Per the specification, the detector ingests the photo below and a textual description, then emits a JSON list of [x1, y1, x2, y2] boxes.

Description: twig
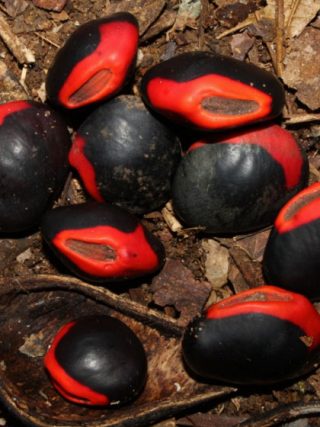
[[237, 400, 320, 427], [19, 66, 30, 96], [284, 113, 320, 125], [285, 0, 301, 38], [216, 19, 255, 40], [58, 172, 74, 206], [35, 32, 60, 49], [309, 163, 320, 180], [275, 0, 285, 77], [0, 14, 35, 65], [198, 0, 208, 50]]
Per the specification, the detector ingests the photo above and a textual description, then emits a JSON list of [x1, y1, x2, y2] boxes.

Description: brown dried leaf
[[282, 28, 320, 110], [217, 0, 320, 42], [202, 239, 229, 289], [230, 31, 254, 60], [229, 246, 265, 289], [150, 258, 211, 325], [0, 60, 27, 102], [107, 0, 166, 36], [3, 0, 28, 17], [253, 0, 320, 38], [228, 259, 250, 294], [215, 2, 253, 29], [233, 228, 271, 262], [173, 0, 202, 32], [19, 331, 46, 358], [142, 8, 177, 41], [0, 15, 35, 64], [263, 0, 320, 38], [32, 0, 67, 12]]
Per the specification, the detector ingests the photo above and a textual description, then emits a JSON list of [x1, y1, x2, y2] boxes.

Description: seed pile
[[0, 10, 319, 412]]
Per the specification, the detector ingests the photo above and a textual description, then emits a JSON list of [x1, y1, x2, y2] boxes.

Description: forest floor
[[0, 0, 320, 426]]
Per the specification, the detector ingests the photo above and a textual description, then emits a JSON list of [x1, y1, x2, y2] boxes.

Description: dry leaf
[[172, 0, 202, 32], [0, 61, 28, 102], [233, 228, 271, 262], [32, 0, 67, 12], [19, 331, 46, 358], [229, 246, 265, 289], [106, 0, 166, 36], [282, 27, 320, 110], [255, 0, 320, 38], [202, 239, 229, 289], [150, 258, 211, 325], [4, 0, 28, 17], [230, 31, 254, 60], [228, 260, 250, 294], [217, 0, 320, 41]]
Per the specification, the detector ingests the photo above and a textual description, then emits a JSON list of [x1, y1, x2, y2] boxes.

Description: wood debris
[[0, 60, 28, 101], [0, 14, 35, 64], [151, 258, 211, 325], [32, 0, 67, 12]]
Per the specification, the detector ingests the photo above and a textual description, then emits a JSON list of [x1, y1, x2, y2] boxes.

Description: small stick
[[19, 66, 30, 96], [35, 32, 60, 49], [285, 0, 301, 37], [285, 113, 320, 125], [198, 0, 209, 50], [237, 400, 320, 427], [0, 14, 35, 64], [275, 0, 285, 77], [216, 19, 255, 40]]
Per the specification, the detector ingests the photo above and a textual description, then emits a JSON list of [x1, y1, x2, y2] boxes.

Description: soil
[[0, 1, 320, 426]]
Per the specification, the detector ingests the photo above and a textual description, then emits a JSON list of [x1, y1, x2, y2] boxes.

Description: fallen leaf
[[228, 259, 250, 294], [19, 331, 46, 358], [107, 0, 166, 36], [229, 246, 265, 289], [255, 0, 320, 39], [4, 0, 28, 17], [217, 0, 320, 41], [215, 2, 255, 29], [233, 228, 271, 262], [171, 0, 202, 32], [0, 60, 28, 102], [282, 27, 320, 110], [142, 9, 177, 41], [230, 31, 254, 60], [150, 258, 211, 325], [202, 239, 229, 289], [32, 0, 67, 12]]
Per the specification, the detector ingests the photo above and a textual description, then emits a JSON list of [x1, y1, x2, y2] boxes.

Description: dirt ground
[[0, 0, 320, 426]]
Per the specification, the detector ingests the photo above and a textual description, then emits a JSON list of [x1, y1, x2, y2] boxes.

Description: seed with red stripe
[[44, 315, 147, 406], [0, 100, 70, 232], [172, 124, 308, 234], [41, 202, 165, 282], [182, 286, 320, 385], [140, 51, 285, 131], [46, 12, 139, 109], [69, 95, 181, 215], [263, 183, 320, 299]]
